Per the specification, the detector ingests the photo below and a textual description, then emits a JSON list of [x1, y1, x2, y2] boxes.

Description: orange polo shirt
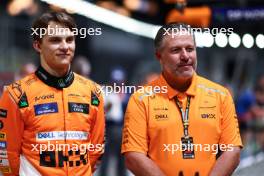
[[121, 73, 242, 176]]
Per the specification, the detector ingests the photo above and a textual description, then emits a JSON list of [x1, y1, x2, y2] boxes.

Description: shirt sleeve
[[89, 91, 105, 172], [121, 93, 148, 155], [0, 89, 24, 176], [219, 90, 243, 148]]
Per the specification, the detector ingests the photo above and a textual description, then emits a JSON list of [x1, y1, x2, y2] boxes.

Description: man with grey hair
[[121, 23, 242, 176]]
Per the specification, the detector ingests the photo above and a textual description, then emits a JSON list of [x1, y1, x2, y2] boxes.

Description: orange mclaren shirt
[[0, 69, 104, 176], [122, 73, 242, 176]]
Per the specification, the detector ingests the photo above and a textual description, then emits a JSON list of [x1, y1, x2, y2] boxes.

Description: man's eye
[[186, 48, 194, 52], [66, 37, 74, 43], [171, 48, 180, 53]]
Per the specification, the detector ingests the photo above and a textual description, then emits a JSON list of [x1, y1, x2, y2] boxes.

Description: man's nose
[[180, 49, 189, 60], [59, 40, 69, 51]]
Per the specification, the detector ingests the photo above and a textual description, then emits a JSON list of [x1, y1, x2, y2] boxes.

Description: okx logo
[[40, 149, 88, 167], [201, 113, 215, 119]]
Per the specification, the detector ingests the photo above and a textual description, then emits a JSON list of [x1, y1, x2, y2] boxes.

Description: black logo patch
[[40, 149, 88, 167], [68, 103, 89, 114], [0, 109, 7, 118]]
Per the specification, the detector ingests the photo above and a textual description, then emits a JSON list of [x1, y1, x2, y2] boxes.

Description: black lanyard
[[174, 96, 191, 138]]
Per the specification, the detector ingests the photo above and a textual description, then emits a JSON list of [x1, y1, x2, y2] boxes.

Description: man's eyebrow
[[48, 36, 60, 38], [66, 35, 75, 38], [66, 35, 75, 40], [47, 36, 61, 40]]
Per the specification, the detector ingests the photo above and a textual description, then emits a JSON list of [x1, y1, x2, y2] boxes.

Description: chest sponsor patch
[[34, 102, 58, 116], [0, 109, 7, 118], [35, 94, 54, 102], [154, 114, 169, 121], [68, 102, 89, 114], [36, 131, 89, 141], [153, 107, 168, 111], [201, 113, 216, 119], [0, 141, 7, 149]]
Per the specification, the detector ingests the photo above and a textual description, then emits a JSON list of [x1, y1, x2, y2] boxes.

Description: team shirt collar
[[35, 65, 74, 89], [158, 72, 197, 99]]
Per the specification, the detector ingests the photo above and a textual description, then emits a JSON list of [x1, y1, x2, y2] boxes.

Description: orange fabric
[[122, 73, 242, 176], [166, 6, 211, 28], [0, 73, 105, 176]]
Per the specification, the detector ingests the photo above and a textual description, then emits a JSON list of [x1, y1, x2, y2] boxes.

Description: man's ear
[[155, 50, 161, 61], [33, 41, 41, 53]]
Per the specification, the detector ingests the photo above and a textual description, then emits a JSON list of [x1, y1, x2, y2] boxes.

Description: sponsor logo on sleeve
[[0, 166, 11, 173], [68, 102, 89, 114], [0, 150, 8, 158], [91, 92, 100, 106], [0, 141, 7, 149], [18, 93, 29, 108], [0, 109, 7, 118], [36, 131, 89, 141], [34, 102, 58, 116], [0, 132, 6, 140], [0, 120, 3, 130], [0, 158, 10, 167]]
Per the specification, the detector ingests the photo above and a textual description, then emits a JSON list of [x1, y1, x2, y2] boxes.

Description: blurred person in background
[[249, 119, 264, 155], [0, 11, 104, 176], [236, 75, 264, 118], [72, 55, 92, 78], [121, 23, 242, 176], [141, 71, 159, 85], [237, 74, 264, 158], [243, 74, 264, 121], [0, 73, 14, 96], [99, 67, 128, 176], [14, 62, 37, 81]]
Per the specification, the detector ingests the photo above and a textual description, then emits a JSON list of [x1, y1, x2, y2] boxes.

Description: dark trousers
[[99, 124, 126, 176]]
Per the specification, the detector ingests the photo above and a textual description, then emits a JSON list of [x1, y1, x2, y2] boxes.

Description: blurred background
[[0, 0, 264, 175]]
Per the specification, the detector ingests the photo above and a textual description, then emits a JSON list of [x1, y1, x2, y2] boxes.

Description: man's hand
[[209, 146, 241, 176], [124, 152, 165, 176]]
